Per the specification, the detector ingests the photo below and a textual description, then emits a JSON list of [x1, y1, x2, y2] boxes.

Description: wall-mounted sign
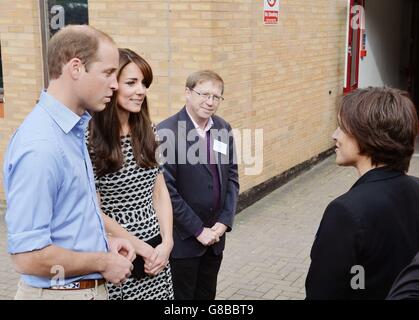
[[39, 0, 89, 87], [263, 0, 280, 25]]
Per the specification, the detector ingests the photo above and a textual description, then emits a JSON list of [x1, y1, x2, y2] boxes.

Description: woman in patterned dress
[[87, 48, 174, 299]]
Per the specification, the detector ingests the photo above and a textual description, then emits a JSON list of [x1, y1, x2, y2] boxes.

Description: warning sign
[[264, 0, 280, 25]]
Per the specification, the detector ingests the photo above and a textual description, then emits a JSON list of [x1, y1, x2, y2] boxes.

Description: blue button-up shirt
[[3, 91, 108, 288]]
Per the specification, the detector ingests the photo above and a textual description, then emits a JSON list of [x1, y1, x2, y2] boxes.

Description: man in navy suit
[[157, 70, 239, 300]]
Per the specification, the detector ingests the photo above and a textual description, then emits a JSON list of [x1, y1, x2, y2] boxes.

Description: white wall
[[358, 0, 405, 88]]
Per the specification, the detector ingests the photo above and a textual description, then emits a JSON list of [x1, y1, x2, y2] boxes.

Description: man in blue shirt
[[3, 25, 135, 300]]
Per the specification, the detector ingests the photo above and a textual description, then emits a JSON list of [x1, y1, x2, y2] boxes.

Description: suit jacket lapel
[[209, 127, 223, 186]]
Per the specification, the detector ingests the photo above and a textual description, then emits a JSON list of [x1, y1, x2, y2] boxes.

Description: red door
[[344, 0, 365, 93]]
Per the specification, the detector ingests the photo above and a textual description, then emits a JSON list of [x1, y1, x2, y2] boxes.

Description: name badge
[[213, 140, 227, 155]]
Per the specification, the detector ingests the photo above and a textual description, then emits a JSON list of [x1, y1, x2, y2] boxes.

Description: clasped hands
[[139, 241, 172, 277], [197, 222, 227, 246]]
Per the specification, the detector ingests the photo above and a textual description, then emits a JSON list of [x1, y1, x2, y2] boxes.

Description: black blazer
[[157, 107, 239, 259], [387, 251, 419, 300], [305, 167, 419, 300]]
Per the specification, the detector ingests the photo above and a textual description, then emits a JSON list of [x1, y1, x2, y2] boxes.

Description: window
[[40, 0, 89, 87]]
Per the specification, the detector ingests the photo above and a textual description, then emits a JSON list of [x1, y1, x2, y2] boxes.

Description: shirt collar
[[185, 107, 214, 137], [38, 91, 91, 134]]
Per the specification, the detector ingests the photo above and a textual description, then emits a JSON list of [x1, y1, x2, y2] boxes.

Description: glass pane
[[47, 0, 89, 37]]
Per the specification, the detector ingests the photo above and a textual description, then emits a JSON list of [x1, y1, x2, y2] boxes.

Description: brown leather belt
[[48, 279, 106, 290]]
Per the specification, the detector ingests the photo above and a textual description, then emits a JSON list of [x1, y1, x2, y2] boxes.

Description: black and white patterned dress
[[90, 134, 174, 300]]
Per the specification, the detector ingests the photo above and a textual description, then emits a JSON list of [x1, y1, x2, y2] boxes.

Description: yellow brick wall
[[0, 0, 348, 201], [0, 0, 44, 201]]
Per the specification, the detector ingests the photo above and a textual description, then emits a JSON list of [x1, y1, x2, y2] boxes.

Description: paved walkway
[[216, 155, 419, 300], [1, 154, 419, 300], [216, 156, 357, 300]]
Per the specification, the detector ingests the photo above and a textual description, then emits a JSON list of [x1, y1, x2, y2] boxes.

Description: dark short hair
[[338, 87, 418, 172]]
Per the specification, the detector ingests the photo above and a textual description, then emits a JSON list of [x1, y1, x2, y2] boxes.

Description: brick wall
[[0, 0, 44, 201], [0, 0, 348, 201]]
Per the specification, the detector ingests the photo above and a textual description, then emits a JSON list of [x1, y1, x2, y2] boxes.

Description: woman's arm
[[305, 200, 360, 299], [147, 173, 174, 275], [97, 193, 156, 264], [153, 173, 174, 247]]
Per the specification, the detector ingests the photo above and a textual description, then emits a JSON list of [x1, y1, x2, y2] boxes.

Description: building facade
[[0, 0, 350, 202]]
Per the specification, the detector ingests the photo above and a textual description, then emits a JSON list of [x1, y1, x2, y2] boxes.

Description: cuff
[[194, 226, 204, 238], [8, 229, 52, 254]]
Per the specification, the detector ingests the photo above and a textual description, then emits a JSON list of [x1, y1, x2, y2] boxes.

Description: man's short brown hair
[[185, 70, 224, 94], [338, 87, 418, 172], [47, 25, 115, 80]]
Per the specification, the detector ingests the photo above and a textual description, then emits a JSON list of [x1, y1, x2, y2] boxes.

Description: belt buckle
[[50, 281, 81, 290]]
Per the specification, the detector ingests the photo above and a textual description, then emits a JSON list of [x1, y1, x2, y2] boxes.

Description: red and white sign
[[264, 0, 280, 25]]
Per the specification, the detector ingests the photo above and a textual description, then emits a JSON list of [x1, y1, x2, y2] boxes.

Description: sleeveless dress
[[89, 134, 174, 300]]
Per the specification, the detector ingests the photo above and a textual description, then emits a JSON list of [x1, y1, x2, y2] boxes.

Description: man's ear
[[66, 58, 83, 80], [185, 87, 191, 100]]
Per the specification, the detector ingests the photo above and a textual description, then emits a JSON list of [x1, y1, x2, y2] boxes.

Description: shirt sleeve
[[4, 139, 61, 254]]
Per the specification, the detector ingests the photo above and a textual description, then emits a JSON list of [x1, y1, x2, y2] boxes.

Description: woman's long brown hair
[[89, 48, 158, 177]]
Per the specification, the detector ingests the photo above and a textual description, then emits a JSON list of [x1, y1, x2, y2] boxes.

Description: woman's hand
[[133, 240, 155, 268], [144, 241, 173, 276]]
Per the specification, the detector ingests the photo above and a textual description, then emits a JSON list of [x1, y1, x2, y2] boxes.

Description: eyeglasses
[[190, 88, 224, 103]]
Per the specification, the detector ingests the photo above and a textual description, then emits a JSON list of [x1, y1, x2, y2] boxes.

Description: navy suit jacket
[[306, 167, 419, 300], [157, 107, 239, 258]]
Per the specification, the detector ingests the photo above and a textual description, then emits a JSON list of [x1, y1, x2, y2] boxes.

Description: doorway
[[344, 0, 365, 93], [408, 0, 419, 109], [356, 0, 419, 109]]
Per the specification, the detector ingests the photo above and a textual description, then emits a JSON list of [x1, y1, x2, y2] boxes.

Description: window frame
[[344, 0, 365, 93], [0, 43, 4, 118]]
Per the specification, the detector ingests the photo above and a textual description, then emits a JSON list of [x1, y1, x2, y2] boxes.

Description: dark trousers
[[170, 249, 223, 300]]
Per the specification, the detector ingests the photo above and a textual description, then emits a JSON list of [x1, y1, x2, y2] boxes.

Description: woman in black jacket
[[305, 87, 419, 300]]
